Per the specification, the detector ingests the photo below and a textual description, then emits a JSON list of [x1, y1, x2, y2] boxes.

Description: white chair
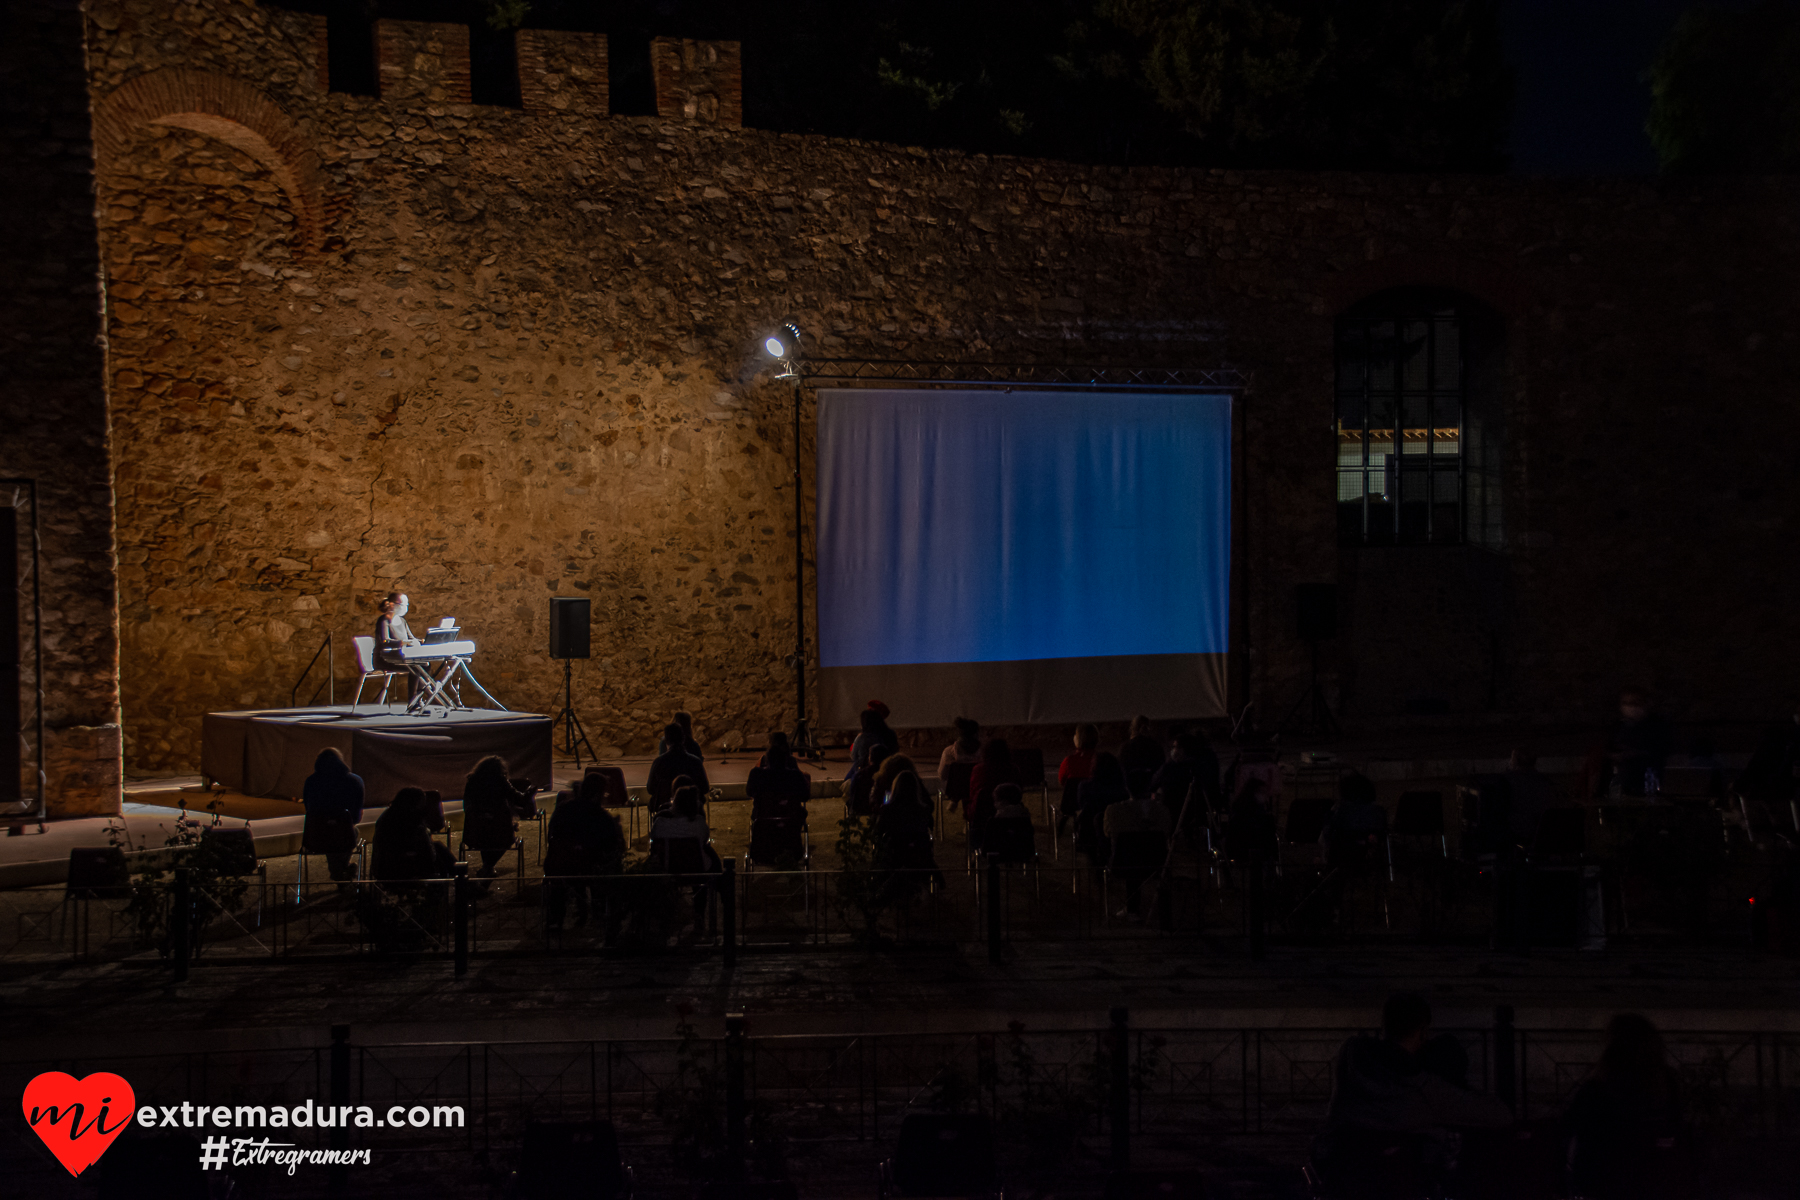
[[351, 636, 403, 708]]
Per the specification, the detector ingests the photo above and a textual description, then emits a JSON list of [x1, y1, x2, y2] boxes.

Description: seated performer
[[375, 591, 434, 704]]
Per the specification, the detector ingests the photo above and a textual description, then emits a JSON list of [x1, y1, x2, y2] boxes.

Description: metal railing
[[0, 850, 1774, 976], [290, 630, 333, 707]]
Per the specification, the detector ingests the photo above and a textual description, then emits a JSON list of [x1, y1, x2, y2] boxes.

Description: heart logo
[[22, 1071, 136, 1177]]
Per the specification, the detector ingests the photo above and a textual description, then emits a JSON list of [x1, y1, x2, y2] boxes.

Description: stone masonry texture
[[46, 0, 1800, 780], [0, 0, 124, 814]]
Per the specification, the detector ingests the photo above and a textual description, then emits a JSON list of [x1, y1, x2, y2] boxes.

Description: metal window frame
[[1336, 307, 1466, 547]]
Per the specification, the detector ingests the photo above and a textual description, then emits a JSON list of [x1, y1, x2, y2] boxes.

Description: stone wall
[[375, 19, 470, 108], [516, 29, 607, 117], [72, 0, 1800, 777], [650, 38, 742, 129], [0, 0, 122, 815]]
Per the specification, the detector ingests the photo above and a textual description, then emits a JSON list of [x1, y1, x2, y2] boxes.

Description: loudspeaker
[[1295, 583, 1337, 642], [548, 596, 590, 660]]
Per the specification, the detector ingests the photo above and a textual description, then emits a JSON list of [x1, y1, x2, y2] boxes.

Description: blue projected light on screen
[[817, 390, 1232, 669]]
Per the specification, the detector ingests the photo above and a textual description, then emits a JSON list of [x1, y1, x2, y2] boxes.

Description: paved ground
[[5, 932, 1797, 1060]]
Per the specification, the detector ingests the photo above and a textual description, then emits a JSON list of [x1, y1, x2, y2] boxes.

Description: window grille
[[1335, 296, 1465, 545]]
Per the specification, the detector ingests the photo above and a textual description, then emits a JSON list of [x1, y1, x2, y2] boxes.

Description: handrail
[[290, 631, 334, 707]]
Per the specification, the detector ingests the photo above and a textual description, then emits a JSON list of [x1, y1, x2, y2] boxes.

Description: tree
[[1647, 1, 1800, 173], [282, 0, 1513, 170], [1103, 0, 1512, 170]]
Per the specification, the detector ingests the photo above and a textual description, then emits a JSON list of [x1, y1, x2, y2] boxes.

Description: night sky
[[1504, 0, 1701, 174]]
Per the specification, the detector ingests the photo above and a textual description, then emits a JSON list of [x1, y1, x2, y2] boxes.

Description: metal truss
[[799, 359, 1250, 391]]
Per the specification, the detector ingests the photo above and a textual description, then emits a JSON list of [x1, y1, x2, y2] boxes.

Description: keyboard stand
[[407, 655, 509, 714], [440, 656, 509, 711]]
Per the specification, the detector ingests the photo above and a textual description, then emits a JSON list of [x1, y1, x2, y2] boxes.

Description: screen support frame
[[791, 361, 1254, 734]]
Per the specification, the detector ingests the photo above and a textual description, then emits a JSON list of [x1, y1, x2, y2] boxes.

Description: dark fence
[[0, 843, 1774, 976]]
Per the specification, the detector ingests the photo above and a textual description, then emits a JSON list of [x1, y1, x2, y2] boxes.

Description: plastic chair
[[1391, 791, 1447, 853], [61, 846, 130, 953], [940, 761, 974, 835], [200, 826, 266, 926], [297, 811, 366, 903], [985, 816, 1037, 865], [1282, 795, 1336, 859], [1659, 766, 1719, 799], [650, 835, 720, 935], [350, 635, 404, 708], [747, 816, 809, 869], [582, 765, 640, 839], [1011, 747, 1049, 824], [878, 1113, 1001, 1198], [1107, 829, 1169, 921], [65, 846, 129, 899]]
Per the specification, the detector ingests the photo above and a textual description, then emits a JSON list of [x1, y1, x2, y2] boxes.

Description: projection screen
[[817, 388, 1231, 729]]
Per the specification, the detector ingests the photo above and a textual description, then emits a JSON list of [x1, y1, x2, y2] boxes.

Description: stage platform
[[201, 705, 553, 802]]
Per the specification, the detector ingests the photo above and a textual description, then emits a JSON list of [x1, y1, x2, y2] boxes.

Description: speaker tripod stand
[[1278, 637, 1339, 738], [554, 657, 597, 767]]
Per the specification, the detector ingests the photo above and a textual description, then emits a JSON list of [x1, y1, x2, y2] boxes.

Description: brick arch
[[1321, 254, 1524, 321], [92, 69, 329, 253]]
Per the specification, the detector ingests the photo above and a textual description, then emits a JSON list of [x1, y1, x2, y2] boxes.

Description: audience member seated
[[1057, 723, 1099, 833], [1119, 715, 1166, 797], [1589, 685, 1671, 798], [1225, 775, 1279, 864], [371, 787, 455, 883], [1504, 749, 1556, 846], [1323, 772, 1388, 869], [544, 773, 626, 930], [871, 752, 919, 808], [651, 783, 711, 847], [985, 782, 1036, 863], [650, 784, 719, 934], [846, 743, 892, 817], [1151, 729, 1222, 829], [851, 700, 900, 778], [1103, 786, 1172, 919], [648, 722, 710, 812], [1559, 1013, 1688, 1200], [461, 755, 538, 878], [937, 716, 983, 784], [874, 772, 939, 876], [1075, 752, 1130, 866], [746, 730, 811, 820], [302, 747, 364, 883], [656, 709, 705, 760], [1311, 993, 1511, 1195], [1739, 701, 1800, 804], [968, 738, 1018, 844]]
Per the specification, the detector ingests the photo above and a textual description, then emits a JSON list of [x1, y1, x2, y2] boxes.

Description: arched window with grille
[[1335, 290, 1487, 546]]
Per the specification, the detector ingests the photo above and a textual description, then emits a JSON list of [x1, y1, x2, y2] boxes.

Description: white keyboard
[[400, 640, 475, 660]]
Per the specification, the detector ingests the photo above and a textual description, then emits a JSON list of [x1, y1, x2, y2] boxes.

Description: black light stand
[[555, 657, 596, 767], [1278, 637, 1339, 738], [769, 325, 822, 764]]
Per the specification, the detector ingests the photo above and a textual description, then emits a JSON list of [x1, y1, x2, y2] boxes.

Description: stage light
[[763, 321, 802, 361]]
